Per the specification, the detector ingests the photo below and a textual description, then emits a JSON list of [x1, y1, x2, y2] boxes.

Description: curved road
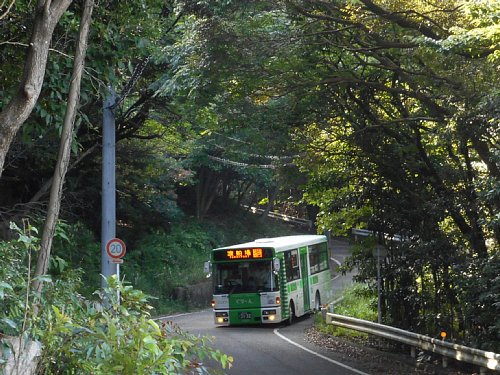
[[160, 238, 368, 375]]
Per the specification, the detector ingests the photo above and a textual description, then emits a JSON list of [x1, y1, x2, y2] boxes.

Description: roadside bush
[[0, 221, 42, 338], [124, 216, 302, 314], [1, 223, 232, 374], [37, 276, 232, 374], [124, 221, 215, 313], [50, 221, 101, 297], [457, 254, 500, 352], [316, 284, 377, 338]]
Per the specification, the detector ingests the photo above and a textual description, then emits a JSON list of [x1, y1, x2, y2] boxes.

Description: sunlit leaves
[[407, 0, 500, 60]]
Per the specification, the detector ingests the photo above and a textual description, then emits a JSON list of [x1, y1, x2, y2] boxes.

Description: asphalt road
[[164, 309, 370, 375], [161, 238, 368, 375]]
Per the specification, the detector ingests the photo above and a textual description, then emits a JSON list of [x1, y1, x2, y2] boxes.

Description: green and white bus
[[208, 235, 333, 326]]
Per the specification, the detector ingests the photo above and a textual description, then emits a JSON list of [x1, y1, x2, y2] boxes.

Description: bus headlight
[[262, 309, 276, 315], [262, 309, 276, 321], [215, 311, 228, 323]]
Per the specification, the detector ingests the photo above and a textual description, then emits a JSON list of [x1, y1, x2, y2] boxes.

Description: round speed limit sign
[[106, 238, 126, 259]]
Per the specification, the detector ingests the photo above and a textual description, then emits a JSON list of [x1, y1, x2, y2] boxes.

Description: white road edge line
[[154, 310, 207, 321], [331, 257, 342, 281], [331, 257, 342, 267], [273, 328, 371, 375]]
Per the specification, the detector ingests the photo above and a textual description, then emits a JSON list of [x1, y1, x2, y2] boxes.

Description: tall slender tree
[[0, 0, 73, 178], [31, 0, 94, 294]]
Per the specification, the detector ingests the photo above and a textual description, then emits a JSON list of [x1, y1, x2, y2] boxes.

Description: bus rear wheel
[[314, 292, 321, 312], [286, 301, 295, 325]]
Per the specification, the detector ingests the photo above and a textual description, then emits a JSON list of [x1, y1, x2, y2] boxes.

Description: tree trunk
[[0, 0, 73, 179], [236, 180, 252, 208], [259, 185, 279, 222], [196, 167, 218, 219], [221, 172, 232, 207], [413, 128, 488, 257], [32, 0, 94, 295]]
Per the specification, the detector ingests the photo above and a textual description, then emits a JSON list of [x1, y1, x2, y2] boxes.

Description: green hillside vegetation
[[0, 213, 301, 373], [54, 214, 303, 313], [1, 225, 233, 373]]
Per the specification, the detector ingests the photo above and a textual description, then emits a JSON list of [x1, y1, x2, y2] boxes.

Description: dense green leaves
[[0, 224, 232, 374], [36, 276, 233, 374], [279, 0, 499, 349], [0, 0, 498, 356]]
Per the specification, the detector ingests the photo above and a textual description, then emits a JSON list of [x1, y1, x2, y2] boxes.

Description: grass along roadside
[[316, 284, 377, 338]]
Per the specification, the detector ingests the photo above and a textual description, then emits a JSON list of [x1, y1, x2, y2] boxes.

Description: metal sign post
[[101, 87, 117, 288], [373, 245, 388, 324], [106, 238, 126, 304]]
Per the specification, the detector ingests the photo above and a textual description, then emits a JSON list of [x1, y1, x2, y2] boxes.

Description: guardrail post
[[442, 356, 448, 368], [410, 346, 416, 358], [326, 302, 335, 324]]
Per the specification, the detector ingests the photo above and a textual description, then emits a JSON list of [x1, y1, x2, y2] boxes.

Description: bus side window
[[319, 242, 329, 271], [309, 245, 319, 274], [309, 243, 329, 274], [284, 249, 300, 281]]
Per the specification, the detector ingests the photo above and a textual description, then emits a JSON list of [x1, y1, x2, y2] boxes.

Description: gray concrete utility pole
[[101, 88, 117, 287]]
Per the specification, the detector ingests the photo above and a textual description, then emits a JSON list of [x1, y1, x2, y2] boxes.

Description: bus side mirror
[[273, 258, 280, 272], [204, 261, 211, 278]]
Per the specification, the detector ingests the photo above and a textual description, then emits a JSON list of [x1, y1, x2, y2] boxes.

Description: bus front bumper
[[214, 308, 282, 325]]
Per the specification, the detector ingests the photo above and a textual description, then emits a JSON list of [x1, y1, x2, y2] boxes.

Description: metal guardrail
[[324, 312, 500, 373], [245, 206, 312, 228], [351, 228, 404, 242]]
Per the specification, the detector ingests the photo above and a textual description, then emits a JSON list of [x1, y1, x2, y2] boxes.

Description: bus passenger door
[[299, 248, 310, 313]]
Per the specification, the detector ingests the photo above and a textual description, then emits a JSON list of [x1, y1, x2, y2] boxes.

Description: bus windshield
[[214, 261, 279, 294]]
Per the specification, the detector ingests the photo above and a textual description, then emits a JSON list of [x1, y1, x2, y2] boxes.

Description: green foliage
[[50, 221, 101, 296], [457, 254, 500, 352], [115, 137, 191, 239], [124, 215, 301, 314], [158, 1, 304, 219], [316, 284, 377, 338], [2, 0, 498, 361], [37, 276, 232, 374], [0, 224, 232, 374], [0, 221, 88, 338], [124, 221, 214, 313], [1, 0, 183, 233], [202, 212, 302, 246], [414, 0, 500, 61], [0, 222, 38, 337], [277, 0, 500, 350], [342, 238, 500, 352], [335, 284, 378, 321]]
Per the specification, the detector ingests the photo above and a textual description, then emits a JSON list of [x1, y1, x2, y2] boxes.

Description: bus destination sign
[[214, 247, 273, 261]]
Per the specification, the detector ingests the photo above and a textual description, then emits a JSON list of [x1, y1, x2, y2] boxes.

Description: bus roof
[[214, 235, 327, 252]]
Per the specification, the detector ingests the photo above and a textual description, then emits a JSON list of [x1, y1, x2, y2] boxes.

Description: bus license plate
[[239, 312, 252, 320]]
